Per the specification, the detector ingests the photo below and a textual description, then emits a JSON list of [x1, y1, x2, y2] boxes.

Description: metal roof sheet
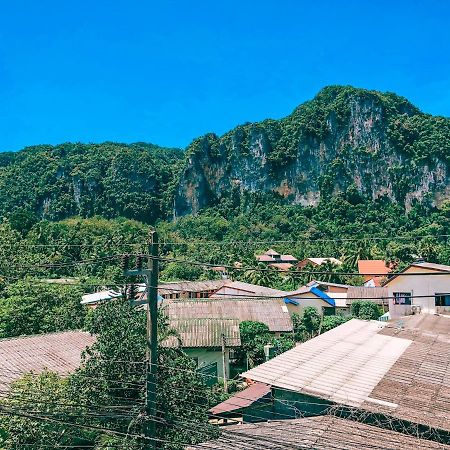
[[346, 286, 389, 304], [164, 298, 293, 332], [209, 382, 271, 415], [162, 318, 241, 348], [211, 281, 288, 298], [242, 314, 450, 433], [0, 331, 95, 391], [307, 257, 342, 266], [187, 416, 450, 449], [241, 319, 411, 406]]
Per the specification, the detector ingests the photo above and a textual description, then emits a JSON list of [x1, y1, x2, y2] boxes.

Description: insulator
[[121, 254, 130, 271], [128, 283, 137, 300]]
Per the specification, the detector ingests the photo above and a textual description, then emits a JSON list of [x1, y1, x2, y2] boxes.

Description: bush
[[351, 301, 383, 320]]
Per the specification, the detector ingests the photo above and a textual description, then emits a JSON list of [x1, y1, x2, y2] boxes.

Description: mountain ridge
[[174, 85, 450, 217], [1, 85, 450, 225]]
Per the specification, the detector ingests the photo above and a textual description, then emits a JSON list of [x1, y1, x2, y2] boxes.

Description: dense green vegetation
[[0, 299, 219, 449], [0, 142, 183, 225]]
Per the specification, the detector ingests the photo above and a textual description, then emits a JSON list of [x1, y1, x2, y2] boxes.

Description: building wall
[[386, 267, 450, 315], [325, 286, 348, 294], [183, 348, 230, 380], [285, 293, 331, 316]]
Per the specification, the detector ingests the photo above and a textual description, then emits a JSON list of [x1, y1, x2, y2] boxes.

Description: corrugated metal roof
[[209, 382, 271, 415], [285, 285, 335, 306], [81, 289, 124, 304], [187, 416, 450, 449], [211, 281, 287, 298], [412, 261, 450, 272], [268, 262, 293, 271], [242, 314, 450, 433], [158, 280, 226, 295], [0, 331, 95, 391], [257, 254, 276, 262], [162, 318, 241, 348], [241, 319, 411, 407], [307, 280, 352, 289], [346, 286, 389, 305], [307, 257, 342, 266], [165, 298, 293, 332]]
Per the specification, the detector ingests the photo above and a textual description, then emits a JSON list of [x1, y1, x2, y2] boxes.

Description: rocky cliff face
[[174, 86, 450, 217]]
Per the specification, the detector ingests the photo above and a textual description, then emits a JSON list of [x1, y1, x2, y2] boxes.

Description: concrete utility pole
[[122, 231, 159, 449], [221, 333, 228, 393]]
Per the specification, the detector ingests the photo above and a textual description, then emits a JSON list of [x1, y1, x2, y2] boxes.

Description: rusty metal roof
[[242, 314, 450, 434], [0, 331, 95, 390], [209, 382, 271, 415], [363, 314, 450, 431], [164, 298, 293, 332], [158, 280, 227, 295], [187, 416, 450, 449], [162, 318, 241, 348]]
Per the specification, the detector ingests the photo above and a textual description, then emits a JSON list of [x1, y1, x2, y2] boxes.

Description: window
[[435, 294, 450, 307], [393, 292, 412, 305]]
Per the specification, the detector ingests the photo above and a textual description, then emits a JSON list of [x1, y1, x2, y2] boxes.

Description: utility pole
[[122, 231, 159, 449], [146, 231, 159, 448], [221, 333, 228, 393]]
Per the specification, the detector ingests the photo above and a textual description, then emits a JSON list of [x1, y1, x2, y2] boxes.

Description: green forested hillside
[[174, 86, 450, 216], [0, 142, 183, 226]]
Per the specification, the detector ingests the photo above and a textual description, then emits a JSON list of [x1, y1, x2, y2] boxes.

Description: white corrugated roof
[[308, 257, 342, 266], [241, 319, 411, 407]]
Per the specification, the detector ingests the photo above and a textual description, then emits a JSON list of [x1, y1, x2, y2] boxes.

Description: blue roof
[[310, 287, 335, 307], [283, 298, 299, 306]]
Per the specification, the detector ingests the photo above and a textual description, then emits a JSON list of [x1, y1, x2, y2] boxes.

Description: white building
[[383, 261, 450, 316]]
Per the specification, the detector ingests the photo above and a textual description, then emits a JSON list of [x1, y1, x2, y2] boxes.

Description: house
[[383, 260, 450, 317], [210, 280, 286, 299], [256, 249, 298, 267], [161, 318, 241, 383], [158, 280, 227, 299], [164, 298, 293, 337], [81, 280, 227, 307], [235, 314, 450, 445], [188, 415, 450, 449], [284, 284, 336, 316], [297, 257, 342, 270], [358, 259, 392, 287], [0, 331, 95, 391]]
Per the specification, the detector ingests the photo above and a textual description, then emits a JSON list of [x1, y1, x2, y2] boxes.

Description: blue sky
[[0, 0, 450, 152]]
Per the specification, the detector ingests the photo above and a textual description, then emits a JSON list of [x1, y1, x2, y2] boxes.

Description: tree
[[0, 299, 218, 449], [161, 262, 203, 281], [234, 321, 294, 369], [351, 301, 383, 320], [0, 282, 86, 338]]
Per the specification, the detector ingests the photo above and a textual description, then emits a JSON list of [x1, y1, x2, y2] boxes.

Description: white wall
[[386, 266, 450, 315]]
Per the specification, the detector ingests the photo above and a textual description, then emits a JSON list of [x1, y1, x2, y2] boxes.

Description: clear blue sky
[[1, 0, 450, 152]]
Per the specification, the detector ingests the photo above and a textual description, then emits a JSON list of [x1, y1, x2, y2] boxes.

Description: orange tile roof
[[358, 260, 391, 286]]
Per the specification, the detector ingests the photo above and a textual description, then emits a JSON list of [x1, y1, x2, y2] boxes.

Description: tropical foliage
[[0, 299, 219, 449]]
